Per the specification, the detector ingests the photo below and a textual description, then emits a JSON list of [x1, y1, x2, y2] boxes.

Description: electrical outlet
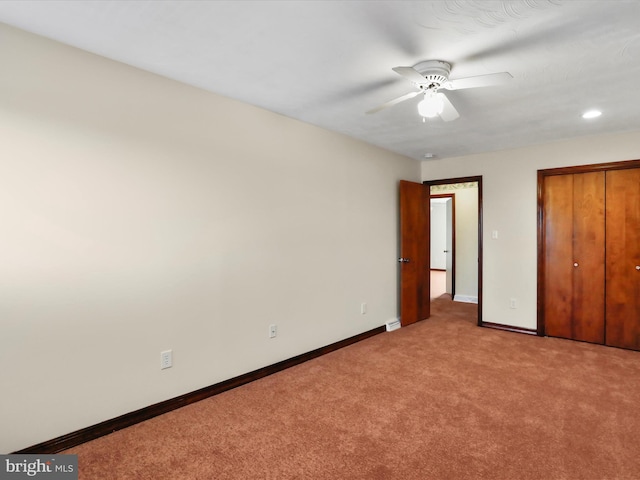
[[510, 298, 517, 309], [160, 350, 172, 370], [269, 324, 277, 339]]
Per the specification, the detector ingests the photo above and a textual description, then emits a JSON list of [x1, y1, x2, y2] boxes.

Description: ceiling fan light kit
[[417, 90, 444, 118]]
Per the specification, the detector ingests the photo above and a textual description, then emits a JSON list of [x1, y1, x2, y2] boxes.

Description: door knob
[[573, 262, 579, 267], [398, 257, 410, 263], [636, 266, 640, 270], [444, 250, 449, 253]]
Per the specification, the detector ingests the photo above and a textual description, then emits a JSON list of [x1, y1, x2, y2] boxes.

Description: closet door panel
[[606, 168, 640, 350], [543, 174, 574, 339], [572, 172, 605, 343]]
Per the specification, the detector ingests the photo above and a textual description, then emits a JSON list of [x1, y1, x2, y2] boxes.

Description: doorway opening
[[425, 176, 482, 325], [430, 194, 455, 301]]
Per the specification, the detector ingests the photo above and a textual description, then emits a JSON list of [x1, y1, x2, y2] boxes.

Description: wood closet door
[[605, 168, 640, 350], [544, 172, 605, 343]]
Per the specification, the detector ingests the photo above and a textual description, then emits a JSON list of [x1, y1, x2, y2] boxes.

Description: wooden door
[[605, 168, 640, 349], [543, 172, 605, 342], [572, 172, 606, 342], [399, 180, 430, 326], [543, 174, 574, 339]]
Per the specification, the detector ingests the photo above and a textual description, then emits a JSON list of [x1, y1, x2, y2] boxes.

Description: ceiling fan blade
[[392, 66, 427, 85], [438, 93, 460, 122], [443, 72, 512, 90], [366, 90, 421, 114]]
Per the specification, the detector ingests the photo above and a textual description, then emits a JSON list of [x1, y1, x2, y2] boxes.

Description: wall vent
[[385, 319, 401, 332]]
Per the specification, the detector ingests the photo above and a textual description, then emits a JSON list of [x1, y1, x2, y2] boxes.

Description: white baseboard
[[453, 295, 478, 304]]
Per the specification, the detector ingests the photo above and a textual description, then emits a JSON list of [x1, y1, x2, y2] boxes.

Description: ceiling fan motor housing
[[413, 60, 451, 88]]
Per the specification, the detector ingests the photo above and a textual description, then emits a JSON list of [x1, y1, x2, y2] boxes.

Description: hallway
[[430, 269, 447, 299]]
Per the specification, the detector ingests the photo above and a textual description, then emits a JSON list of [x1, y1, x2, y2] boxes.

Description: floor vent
[[385, 319, 401, 332]]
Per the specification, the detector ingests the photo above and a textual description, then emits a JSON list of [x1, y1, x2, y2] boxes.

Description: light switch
[[491, 230, 499, 240]]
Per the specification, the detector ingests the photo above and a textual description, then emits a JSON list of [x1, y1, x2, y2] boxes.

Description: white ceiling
[[1, 0, 640, 161]]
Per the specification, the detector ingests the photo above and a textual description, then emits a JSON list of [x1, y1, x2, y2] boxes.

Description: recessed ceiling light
[[424, 153, 435, 159], [582, 110, 602, 119]]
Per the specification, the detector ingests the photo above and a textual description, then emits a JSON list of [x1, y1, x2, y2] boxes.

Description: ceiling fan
[[366, 60, 512, 121]]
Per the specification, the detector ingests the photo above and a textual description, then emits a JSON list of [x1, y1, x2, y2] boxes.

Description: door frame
[[430, 194, 456, 300], [424, 176, 483, 326]]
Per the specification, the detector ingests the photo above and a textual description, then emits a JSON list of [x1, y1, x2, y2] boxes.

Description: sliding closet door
[[543, 172, 605, 343], [605, 168, 640, 350]]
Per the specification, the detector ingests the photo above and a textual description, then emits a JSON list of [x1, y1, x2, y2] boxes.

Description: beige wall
[[422, 130, 640, 330], [0, 25, 420, 453]]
